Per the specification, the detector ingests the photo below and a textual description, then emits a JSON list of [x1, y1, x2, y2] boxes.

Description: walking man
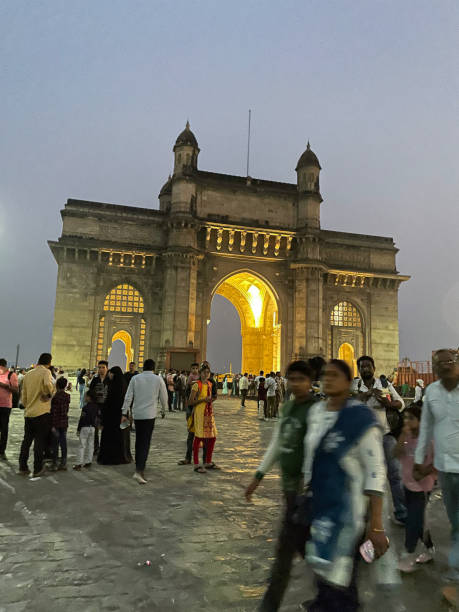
[[265, 372, 277, 420], [352, 355, 407, 524], [414, 349, 459, 606], [0, 358, 18, 460], [18, 353, 55, 477], [246, 361, 316, 610], [122, 359, 168, 484], [240, 373, 249, 407]]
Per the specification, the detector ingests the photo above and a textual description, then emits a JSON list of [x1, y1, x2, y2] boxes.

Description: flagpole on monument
[[246, 109, 251, 177]]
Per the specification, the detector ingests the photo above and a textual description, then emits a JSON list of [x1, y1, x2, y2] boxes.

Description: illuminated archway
[[338, 342, 356, 377], [209, 271, 281, 374], [329, 301, 364, 373], [95, 284, 146, 365], [110, 330, 133, 371]]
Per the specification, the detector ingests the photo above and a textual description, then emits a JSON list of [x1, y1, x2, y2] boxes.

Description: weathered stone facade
[[49, 123, 408, 375]]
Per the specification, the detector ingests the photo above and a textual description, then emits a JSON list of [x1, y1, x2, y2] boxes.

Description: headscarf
[[108, 366, 127, 402]]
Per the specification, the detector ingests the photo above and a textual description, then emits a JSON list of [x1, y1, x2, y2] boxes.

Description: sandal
[[204, 463, 221, 470], [194, 466, 207, 473], [178, 459, 191, 465]]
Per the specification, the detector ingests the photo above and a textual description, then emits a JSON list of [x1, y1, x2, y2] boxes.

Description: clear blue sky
[[0, 0, 457, 368]]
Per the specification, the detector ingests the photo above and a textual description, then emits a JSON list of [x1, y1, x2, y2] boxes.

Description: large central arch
[[208, 270, 281, 374]]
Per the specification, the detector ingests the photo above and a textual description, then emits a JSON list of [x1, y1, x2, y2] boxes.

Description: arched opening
[[108, 331, 133, 371], [338, 342, 357, 377], [329, 301, 364, 375], [207, 295, 242, 373], [207, 271, 281, 375], [95, 284, 145, 366]]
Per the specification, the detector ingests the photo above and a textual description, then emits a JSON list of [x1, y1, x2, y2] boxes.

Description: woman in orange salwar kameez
[[188, 363, 218, 474]]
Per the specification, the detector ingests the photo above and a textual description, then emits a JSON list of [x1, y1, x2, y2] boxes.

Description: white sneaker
[[398, 552, 418, 573], [416, 547, 435, 564], [133, 472, 147, 485]]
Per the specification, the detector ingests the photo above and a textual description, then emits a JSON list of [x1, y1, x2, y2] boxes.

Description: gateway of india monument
[[49, 123, 408, 375]]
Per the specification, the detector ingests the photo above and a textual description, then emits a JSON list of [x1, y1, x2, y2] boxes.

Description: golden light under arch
[[210, 271, 281, 374], [338, 341, 357, 377], [110, 329, 133, 371]]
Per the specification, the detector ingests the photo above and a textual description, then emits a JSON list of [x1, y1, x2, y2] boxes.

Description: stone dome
[[174, 121, 199, 149], [295, 142, 321, 171]]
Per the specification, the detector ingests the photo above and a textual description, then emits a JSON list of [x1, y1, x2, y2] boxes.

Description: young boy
[[245, 360, 316, 612], [74, 389, 99, 470], [50, 377, 70, 471]]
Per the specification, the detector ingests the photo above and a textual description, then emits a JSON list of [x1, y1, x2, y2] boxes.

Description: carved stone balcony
[[202, 224, 294, 260]]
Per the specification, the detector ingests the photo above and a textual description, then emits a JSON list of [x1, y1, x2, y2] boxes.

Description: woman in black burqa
[[98, 366, 130, 465]]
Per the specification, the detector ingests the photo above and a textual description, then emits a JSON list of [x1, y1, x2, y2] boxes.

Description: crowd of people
[[245, 349, 459, 610], [0, 348, 458, 609]]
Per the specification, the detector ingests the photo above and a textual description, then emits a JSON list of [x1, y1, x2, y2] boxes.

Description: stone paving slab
[[0, 392, 454, 611]]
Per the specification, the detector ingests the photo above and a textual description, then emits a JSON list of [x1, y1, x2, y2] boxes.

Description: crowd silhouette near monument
[[1, 347, 458, 610]]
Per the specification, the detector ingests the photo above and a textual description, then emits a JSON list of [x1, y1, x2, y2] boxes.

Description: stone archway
[[207, 270, 281, 374]]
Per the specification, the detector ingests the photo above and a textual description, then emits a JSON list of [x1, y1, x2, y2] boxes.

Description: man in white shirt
[[122, 359, 168, 484], [239, 373, 249, 407], [414, 349, 459, 604], [414, 379, 425, 402], [264, 372, 277, 420], [351, 355, 406, 524], [255, 370, 264, 390]]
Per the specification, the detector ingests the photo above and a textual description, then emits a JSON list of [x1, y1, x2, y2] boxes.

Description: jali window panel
[[103, 284, 145, 313], [330, 301, 361, 328]]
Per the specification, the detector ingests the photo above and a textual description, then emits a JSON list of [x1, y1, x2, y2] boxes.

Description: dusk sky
[[1, 1, 457, 370]]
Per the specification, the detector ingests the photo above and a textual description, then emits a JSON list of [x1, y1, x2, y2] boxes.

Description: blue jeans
[[383, 434, 407, 520], [51, 427, 67, 465], [438, 471, 459, 570], [173, 392, 182, 411], [79, 384, 86, 409]]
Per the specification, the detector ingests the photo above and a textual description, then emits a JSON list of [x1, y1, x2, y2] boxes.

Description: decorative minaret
[[170, 121, 199, 217], [173, 120, 199, 175], [295, 142, 323, 229], [159, 122, 201, 368]]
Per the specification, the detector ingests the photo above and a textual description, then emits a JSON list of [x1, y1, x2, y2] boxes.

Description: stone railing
[[203, 224, 295, 259]]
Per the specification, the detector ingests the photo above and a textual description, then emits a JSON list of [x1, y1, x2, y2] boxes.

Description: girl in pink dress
[[394, 401, 436, 572]]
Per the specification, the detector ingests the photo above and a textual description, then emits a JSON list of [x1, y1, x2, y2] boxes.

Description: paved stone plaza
[[0, 392, 454, 611]]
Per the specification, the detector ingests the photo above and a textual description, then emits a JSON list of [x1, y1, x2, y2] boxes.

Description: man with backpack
[[0, 359, 18, 460], [352, 355, 407, 524]]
